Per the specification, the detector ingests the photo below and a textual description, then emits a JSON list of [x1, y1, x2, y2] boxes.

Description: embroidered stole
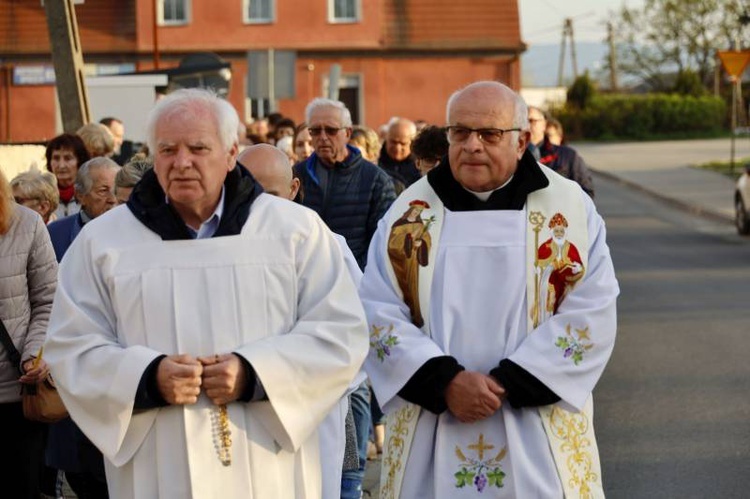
[[379, 167, 604, 498]]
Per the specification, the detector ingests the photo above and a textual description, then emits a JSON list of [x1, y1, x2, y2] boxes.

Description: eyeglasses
[[14, 196, 39, 205], [309, 126, 345, 137], [445, 125, 520, 145]]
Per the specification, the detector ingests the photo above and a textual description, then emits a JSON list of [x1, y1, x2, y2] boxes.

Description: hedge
[[552, 94, 727, 141]]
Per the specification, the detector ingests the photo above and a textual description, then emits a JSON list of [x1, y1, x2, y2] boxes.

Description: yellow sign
[[718, 50, 750, 78]]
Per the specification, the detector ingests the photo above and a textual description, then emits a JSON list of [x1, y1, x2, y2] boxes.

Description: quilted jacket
[[0, 205, 57, 403]]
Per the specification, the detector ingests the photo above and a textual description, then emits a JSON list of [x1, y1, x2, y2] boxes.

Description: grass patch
[[693, 158, 749, 180]]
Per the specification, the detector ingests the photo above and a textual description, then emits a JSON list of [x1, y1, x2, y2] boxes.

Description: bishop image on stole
[[44, 88, 368, 498], [360, 81, 619, 498]]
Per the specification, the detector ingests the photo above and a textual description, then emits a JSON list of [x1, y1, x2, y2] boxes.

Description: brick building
[[0, 0, 525, 143]]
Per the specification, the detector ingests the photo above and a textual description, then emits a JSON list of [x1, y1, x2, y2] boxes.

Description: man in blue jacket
[[294, 98, 396, 270], [48, 157, 119, 261]]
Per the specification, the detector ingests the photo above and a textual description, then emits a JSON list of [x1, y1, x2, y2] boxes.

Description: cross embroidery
[[468, 434, 495, 461]]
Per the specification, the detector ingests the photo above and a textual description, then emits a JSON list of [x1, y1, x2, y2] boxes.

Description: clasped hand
[[445, 370, 505, 423], [156, 353, 247, 406]]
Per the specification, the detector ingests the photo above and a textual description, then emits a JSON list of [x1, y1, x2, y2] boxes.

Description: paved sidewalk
[[572, 138, 748, 223]]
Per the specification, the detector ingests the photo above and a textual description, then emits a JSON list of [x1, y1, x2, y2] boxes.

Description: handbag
[[0, 319, 68, 423]]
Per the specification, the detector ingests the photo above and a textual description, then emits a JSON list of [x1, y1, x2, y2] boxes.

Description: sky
[[519, 0, 645, 45]]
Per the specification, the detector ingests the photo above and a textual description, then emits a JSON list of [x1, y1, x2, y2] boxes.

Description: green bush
[[567, 73, 597, 110], [552, 94, 726, 141]]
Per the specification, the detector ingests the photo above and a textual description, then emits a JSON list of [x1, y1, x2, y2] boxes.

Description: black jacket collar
[[127, 164, 264, 240], [426, 150, 548, 211]]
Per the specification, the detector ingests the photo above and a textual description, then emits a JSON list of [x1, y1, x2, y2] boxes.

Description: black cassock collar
[[426, 149, 549, 211]]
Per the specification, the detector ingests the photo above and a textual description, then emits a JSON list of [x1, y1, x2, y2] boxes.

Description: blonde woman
[[0, 170, 57, 499], [76, 123, 115, 158], [10, 170, 59, 224], [349, 126, 380, 163]]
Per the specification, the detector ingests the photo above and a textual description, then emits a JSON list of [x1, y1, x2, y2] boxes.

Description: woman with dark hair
[[0, 170, 57, 499], [45, 133, 91, 219], [411, 125, 449, 176]]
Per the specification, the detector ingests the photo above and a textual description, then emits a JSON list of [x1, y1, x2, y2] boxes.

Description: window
[[329, 0, 360, 23], [159, 0, 190, 26], [244, 0, 274, 24]]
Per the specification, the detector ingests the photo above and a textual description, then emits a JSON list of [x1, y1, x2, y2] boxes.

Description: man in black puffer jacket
[[294, 98, 396, 270]]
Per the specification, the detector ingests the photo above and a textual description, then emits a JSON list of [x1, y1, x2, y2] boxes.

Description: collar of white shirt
[[178, 187, 226, 240]]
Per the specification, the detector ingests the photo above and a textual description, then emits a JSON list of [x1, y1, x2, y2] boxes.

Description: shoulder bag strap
[[0, 318, 23, 375]]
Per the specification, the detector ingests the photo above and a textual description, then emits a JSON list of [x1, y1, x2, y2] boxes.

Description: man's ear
[[227, 143, 239, 171], [289, 178, 301, 201], [517, 130, 531, 159]]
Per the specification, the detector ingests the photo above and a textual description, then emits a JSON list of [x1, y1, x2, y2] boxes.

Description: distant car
[[736, 164, 750, 235]]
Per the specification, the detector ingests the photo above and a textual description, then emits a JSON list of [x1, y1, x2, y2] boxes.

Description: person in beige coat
[[0, 169, 58, 499]]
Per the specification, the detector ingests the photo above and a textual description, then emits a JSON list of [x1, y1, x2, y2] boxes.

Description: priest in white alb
[[360, 81, 619, 498], [44, 88, 369, 499]]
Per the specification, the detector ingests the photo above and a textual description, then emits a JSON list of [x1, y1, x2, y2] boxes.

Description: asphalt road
[[594, 172, 750, 498]]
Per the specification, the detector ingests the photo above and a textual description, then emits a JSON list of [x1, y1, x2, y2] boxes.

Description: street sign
[[717, 50, 750, 79]]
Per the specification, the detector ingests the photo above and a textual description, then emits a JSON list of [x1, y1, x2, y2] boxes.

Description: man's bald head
[[237, 144, 300, 200], [445, 80, 530, 191], [386, 117, 417, 162]]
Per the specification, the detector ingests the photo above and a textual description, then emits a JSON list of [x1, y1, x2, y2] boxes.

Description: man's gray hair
[[446, 81, 529, 138], [75, 157, 120, 196], [145, 88, 240, 154], [304, 98, 353, 127]]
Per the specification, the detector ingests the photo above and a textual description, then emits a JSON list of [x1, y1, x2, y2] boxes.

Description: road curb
[[591, 168, 735, 225]]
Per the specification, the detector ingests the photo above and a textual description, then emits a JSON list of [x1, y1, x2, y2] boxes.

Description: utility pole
[[44, 0, 90, 132], [557, 18, 579, 87], [607, 22, 619, 91]]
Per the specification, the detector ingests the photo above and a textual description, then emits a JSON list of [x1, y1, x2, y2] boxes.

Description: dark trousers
[[0, 401, 46, 499], [66, 470, 109, 499]]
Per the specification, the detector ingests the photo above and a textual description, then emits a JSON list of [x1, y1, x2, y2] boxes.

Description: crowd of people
[[0, 81, 613, 499]]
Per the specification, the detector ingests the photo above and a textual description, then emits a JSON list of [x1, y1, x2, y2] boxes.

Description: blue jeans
[[341, 382, 370, 499]]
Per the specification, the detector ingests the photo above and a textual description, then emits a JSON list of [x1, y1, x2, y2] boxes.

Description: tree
[[610, 0, 745, 91], [567, 72, 597, 109]]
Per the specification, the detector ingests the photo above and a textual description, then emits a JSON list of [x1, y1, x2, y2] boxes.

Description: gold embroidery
[[381, 404, 419, 499], [548, 406, 598, 498], [467, 433, 495, 460], [529, 211, 547, 328]]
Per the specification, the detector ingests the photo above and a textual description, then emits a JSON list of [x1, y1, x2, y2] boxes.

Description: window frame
[[327, 0, 360, 24], [158, 0, 191, 26], [243, 0, 275, 25]]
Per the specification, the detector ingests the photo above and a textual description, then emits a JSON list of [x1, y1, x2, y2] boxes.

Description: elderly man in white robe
[[360, 81, 619, 498], [45, 88, 369, 499]]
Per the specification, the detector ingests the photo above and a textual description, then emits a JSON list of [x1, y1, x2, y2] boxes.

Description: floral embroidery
[[370, 324, 399, 362], [547, 406, 598, 498], [555, 324, 593, 365], [454, 433, 507, 492], [381, 404, 419, 498]]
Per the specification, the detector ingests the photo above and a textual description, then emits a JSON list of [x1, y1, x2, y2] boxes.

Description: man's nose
[[175, 148, 193, 167], [463, 131, 484, 151]]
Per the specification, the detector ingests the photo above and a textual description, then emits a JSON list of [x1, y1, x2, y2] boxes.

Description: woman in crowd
[[349, 126, 380, 163], [114, 156, 153, 205], [0, 170, 57, 499], [76, 123, 115, 159], [45, 133, 90, 219], [411, 125, 449, 176], [10, 170, 59, 224], [293, 123, 314, 162]]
